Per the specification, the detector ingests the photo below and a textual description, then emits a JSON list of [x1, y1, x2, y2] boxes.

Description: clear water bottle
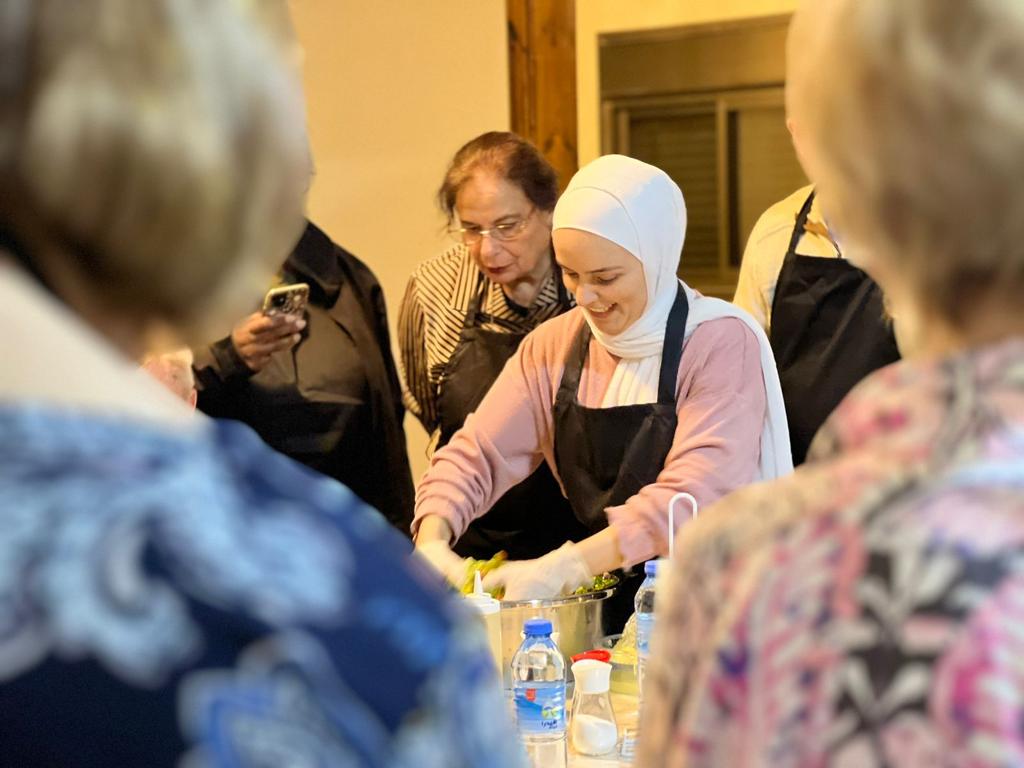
[[512, 618, 567, 768], [635, 559, 659, 701]]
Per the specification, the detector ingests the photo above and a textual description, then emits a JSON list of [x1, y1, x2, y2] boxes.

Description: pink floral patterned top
[[639, 337, 1024, 767]]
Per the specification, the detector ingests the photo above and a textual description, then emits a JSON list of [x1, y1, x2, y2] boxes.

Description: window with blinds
[[606, 89, 806, 298], [728, 102, 809, 270], [599, 15, 805, 298], [630, 110, 719, 278]]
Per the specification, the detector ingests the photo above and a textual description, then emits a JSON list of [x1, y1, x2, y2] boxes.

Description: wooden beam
[[507, 0, 578, 189]]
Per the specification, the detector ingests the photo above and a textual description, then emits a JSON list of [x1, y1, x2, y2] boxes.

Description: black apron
[[552, 284, 689, 633], [770, 190, 901, 466], [437, 273, 588, 561]]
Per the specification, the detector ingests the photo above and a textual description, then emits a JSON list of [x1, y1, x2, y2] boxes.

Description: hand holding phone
[[262, 282, 309, 317], [231, 312, 306, 373]]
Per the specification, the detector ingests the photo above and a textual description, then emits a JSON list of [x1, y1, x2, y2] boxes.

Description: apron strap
[[657, 284, 690, 404], [556, 319, 591, 407], [462, 270, 489, 331], [465, 272, 524, 332], [785, 190, 817, 259], [471, 252, 567, 333], [556, 283, 690, 408]]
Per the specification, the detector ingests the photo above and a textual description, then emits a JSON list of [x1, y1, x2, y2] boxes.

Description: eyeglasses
[[451, 209, 534, 246]]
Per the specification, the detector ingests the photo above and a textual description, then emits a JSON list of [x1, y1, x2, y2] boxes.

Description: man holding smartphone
[[192, 221, 415, 534]]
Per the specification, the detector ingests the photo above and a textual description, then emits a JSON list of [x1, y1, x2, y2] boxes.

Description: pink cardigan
[[412, 307, 767, 566]]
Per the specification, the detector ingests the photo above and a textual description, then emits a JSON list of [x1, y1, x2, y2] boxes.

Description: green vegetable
[[573, 572, 619, 595], [460, 551, 508, 598], [458, 554, 619, 600]]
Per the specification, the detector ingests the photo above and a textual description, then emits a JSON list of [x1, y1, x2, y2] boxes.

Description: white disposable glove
[[481, 542, 592, 601], [416, 540, 469, 589]]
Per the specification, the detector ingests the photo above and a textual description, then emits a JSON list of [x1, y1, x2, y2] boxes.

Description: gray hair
[[0, 0, 309, 340], [787, 0, 1024, 329]]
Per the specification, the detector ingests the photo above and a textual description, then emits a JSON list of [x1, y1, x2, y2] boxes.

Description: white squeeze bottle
[[464, 571, 503, 677], [512, 618, 567, 768], [634, 559, 659, 700]]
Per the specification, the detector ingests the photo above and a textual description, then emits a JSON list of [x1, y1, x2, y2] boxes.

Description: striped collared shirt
[[398, 244, 568, 444]]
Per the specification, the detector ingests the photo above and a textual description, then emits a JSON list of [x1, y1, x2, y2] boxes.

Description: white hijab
[[552, 155, 793, 480]]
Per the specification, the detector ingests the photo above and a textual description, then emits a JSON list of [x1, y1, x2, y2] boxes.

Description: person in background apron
[[416, 155, 793, 631], [769, 190, 900, 464], [399, 132, 584, 561], [734, 123, 900, 467]]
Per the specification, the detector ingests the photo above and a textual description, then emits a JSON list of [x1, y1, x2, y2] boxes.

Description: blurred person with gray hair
[[0, 1, 523, 766], [639, 0, 1024, 765]]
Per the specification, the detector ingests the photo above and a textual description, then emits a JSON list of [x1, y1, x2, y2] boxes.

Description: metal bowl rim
[[497, 587, 616, 609]]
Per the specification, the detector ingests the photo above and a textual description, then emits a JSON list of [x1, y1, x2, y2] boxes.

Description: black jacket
[[193, 221, 414, 533]]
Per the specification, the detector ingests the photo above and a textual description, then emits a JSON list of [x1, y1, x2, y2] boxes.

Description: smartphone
[[262, 282, 310, 316]]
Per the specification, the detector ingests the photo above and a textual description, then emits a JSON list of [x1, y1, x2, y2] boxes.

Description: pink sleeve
[[411, 321, 564, 541], [606, 318, 767, 566]]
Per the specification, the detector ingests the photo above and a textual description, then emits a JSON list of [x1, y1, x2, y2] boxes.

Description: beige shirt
[[732, 185, 840, 336]]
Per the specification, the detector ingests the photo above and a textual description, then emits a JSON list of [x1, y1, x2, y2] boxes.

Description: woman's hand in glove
[[416, 540, 469, 588], [481, 542, 592, 601]]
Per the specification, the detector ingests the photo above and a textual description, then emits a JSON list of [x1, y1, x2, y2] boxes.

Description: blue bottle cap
[[644, 560, 659, 577], [523, 618, 553, 636]]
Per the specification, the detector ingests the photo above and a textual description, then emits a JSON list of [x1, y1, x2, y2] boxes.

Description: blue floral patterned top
[[0, 404, 525, 767]]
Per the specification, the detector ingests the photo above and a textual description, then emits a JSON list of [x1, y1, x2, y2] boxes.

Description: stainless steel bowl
[[498, 588, 615, 688]]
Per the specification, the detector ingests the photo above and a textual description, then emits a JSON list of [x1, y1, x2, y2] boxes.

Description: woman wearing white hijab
[[415, 155, 790, 614]]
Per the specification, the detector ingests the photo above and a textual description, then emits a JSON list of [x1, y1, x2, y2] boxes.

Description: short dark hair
[[437, 131, 559, 224]]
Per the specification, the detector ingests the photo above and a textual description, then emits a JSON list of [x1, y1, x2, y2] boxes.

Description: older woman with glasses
[[399, 131, 585, 563]]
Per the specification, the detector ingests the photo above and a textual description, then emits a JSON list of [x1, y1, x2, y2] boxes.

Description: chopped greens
[[459, 551, 618, 600], [572, 572, 618, 595], [459, 551, 507, 597]]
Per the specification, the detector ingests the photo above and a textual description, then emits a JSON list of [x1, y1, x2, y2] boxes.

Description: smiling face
[[553, 228, 647, 336], [454, 171, 554, 287]]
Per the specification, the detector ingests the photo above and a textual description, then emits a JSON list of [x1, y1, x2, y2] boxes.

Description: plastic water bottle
[[512, 618, 567, 768], [635, 559, 659, 701]]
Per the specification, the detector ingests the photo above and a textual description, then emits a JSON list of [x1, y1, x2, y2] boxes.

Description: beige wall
[[290, 0, 510, 479], [576, 0, 798, 164], [289, 1, 799, 482]]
